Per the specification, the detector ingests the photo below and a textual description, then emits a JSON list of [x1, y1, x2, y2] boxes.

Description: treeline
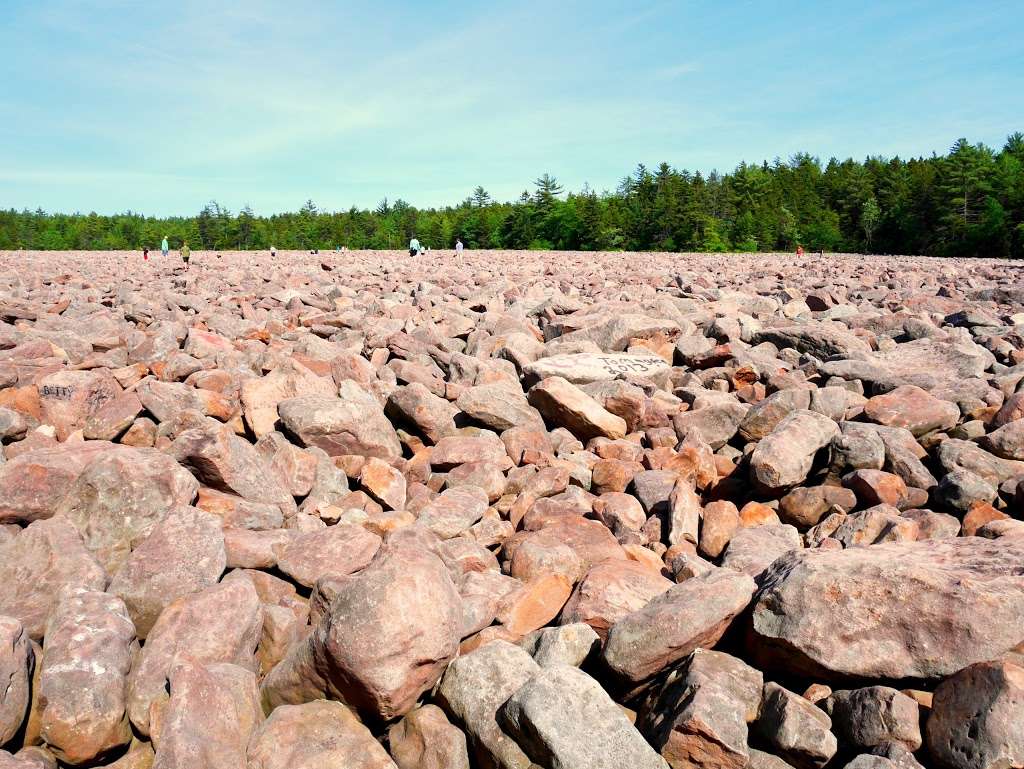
[[2, 135, 1023, 258]]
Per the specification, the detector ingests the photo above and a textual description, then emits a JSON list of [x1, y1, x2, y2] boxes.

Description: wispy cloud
[[655, 62, 701, 79]]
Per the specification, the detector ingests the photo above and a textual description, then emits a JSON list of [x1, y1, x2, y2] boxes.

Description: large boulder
[[277, 384, 402, 459], [247, 700, 397, 769], [0, 616, 32, 747], [749, 411, 839, 494], [126, 579, 263, 735], [106, 507, 226, 638], [749, 537, 1024, 680], [0, 442, 117, 524], [240, 359, 336, 437], [603, 569, 757, 684], [260, 533, 462, 722], [389, 704, 469, 769], [56, 447, 200, 573], [274, 523, 381, 588], [497, 664, 668, 769], [435, 640, 539, 769], [862, 385, 959, 437], [925, 660, 1024, 769], [560, 560, 673, 641], [151, 660, 262, 769], [527, 376, 627, 441], [36, 369, 121, 440], [37, 587, 136, 764], [0, 516, 107, 640], [636, 649, 763, 769]]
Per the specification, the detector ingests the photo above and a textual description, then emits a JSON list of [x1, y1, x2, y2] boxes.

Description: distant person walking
[[796, 245, 804, 257], [270, 245, 277, 259], [409, 237, 421, 257], [143, 247, 149, 261], [455, 238, 464, 264], [161, 236, 169, 258], [181, 242, 191, 270]]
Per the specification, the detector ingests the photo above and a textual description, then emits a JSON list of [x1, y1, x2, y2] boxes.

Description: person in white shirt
[[409, 237, 420, 257], [455, 238, 464, 264]]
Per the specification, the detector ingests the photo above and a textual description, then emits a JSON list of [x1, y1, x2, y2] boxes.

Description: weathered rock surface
[[260, 534, 461, 722], [497, 664, 668, 769], [127, 579, 262, 735], [925, 660, 1024, 769], [749, 537, 1024, 680], [248, 700, 397, 769], [37, 587, 135, 764], [604, 569, 757, 684], [0, 616, 32, 747], [0, 516, 107, 640], [106, 507, 225, 637]]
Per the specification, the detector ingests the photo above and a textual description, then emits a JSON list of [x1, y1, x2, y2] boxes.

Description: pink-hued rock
[[0, 516, 107, 640], [260, 533, 462, 722], [528, 376, 628, 441], [167, 421, 296, 514], [274, 523, 381, 588], [248, 700, 398, 769], [277, 383, 402, 460], [36, 369, 121, 440], [560, 560, 674, 641], [0, 616, 32, 746], [3, 248, 1024, 768], [151, 661, 262, 769], [750, 536, 1024, 680], [604, 569, 757, 683], [38, 587, 136, 764], [0, 442, 117, 524], [56, 446, 200, 573], [389, 704, 470, 769], [126, 579, 262, 735], [863, 384, 960, 437], [241, 359, 335, 437], [106, 507, 226, 638]]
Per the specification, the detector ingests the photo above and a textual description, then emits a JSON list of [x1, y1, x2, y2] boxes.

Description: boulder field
[[0, 247, 1022, 769]]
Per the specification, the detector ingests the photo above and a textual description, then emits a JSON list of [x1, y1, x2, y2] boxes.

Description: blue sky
[[1, 0, 1021, 215]]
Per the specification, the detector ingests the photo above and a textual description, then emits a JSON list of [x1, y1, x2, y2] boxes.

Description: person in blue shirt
[[161, 236, 169, 257]]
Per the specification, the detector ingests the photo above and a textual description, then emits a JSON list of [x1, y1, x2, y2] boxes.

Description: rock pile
[[0, 247, 1023, 769]]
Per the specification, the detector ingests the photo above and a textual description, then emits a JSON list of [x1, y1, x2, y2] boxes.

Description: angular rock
[[152, 660, 262, 769], [497, 664, 667, 769], [604, 569, 757, 684], [126, 579, 262, 735], [274, 523, 381, 588], [0, 516, 107, 640], [106, 507, 226, 637], [0, 616, 31, 747], [435, 640, 539, 769], [388, 704, 470, 769], [260, 534, 461, 722], [750, 410, 839, 493], [278, 384, 402, 459], [925, 660, 1024, 769], [527, 376, 627, 441]]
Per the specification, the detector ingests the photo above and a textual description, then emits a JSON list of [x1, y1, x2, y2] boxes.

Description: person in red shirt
[[796, 245, 804, 256]]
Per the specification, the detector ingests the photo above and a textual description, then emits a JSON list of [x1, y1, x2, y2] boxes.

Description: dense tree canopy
[[3, 135, 1022, 258]]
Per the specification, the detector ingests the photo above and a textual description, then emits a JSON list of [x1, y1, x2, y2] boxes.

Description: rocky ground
[[0, 247, 1022, 769]]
